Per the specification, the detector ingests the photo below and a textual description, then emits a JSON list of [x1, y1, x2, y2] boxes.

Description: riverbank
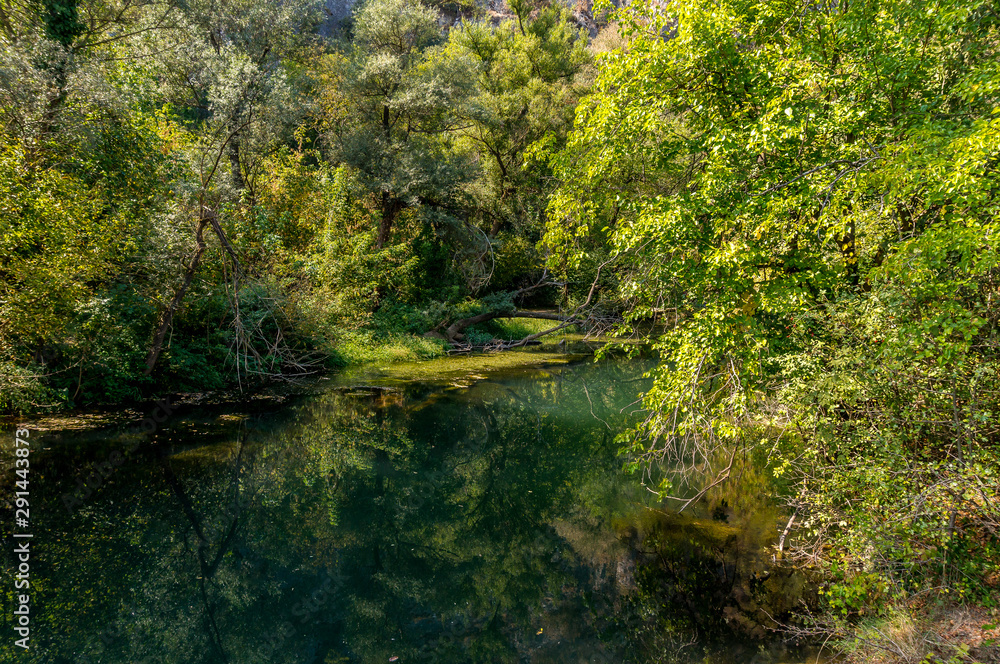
[[827, 603, 1000, 664], [1, 333, 623, 428], [0, 316, 602, 419]]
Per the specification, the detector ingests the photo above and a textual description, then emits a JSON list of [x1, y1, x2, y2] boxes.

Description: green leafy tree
[[317, 0, 477, 250], [133, 0, 322, 376], [450, 2, 591, 240], [543, 0, 1000, 634], [0, 0, 325, 402]]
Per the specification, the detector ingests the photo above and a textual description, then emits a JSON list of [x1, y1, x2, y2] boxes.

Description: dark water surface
[[2, 355, 819, 664]]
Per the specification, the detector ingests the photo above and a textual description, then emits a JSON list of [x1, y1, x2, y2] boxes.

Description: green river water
[[2, 350, 823, 664]]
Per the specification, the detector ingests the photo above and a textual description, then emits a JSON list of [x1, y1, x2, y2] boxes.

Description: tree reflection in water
[[12, 358, 818, 664]]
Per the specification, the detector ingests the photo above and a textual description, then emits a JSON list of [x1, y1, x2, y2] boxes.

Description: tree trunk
[[376, 191, 392, 249], [36, 54, 71, 144], [375, 192, 405, 250], [228, 133, 244, 192], [144, 216, 210, 375], [373, 100, 402, 250]]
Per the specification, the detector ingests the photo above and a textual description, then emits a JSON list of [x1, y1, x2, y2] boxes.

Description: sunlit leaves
[[0, 139, 109, 346], [542, 0, 1000, 610]]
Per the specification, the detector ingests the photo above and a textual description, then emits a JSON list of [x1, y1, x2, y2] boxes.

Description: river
[[2, 350, 822, 663]]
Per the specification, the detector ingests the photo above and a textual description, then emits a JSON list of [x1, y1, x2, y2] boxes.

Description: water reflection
[[2, 357, 818, 663]]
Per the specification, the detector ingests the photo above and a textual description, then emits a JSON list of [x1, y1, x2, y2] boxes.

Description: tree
[[543, 0, 1000, 633], [139, 0, 322, 376], [0, 0, 183, 152], [317, 0, 477, 250], [0, 0, 181, 405], [0, 0, 326, 397], [450, 1, 591, 240]]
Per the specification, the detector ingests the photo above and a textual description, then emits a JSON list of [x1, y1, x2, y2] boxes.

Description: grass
[[328, 345, 589, 388], [329, 313, 584, 367], [329, 330, 448, 366], [475, 316, 579, 341], [833, 602, 1000, 664]]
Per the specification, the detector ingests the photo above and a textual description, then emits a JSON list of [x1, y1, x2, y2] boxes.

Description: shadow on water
[[1, 355, 826, 664]]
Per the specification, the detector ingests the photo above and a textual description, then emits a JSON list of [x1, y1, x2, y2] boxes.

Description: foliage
[[0, 138, 109, 348], [329, 329, 446, 365], [0, 0, 528, 408], [316, 0, 477, 249], [449, 3, 591, 243], [0, 0, 613, 412], [542, 0, 1000, 640]]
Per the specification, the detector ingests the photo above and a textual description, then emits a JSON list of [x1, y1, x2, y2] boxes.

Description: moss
[[327, 345, 593, 388]]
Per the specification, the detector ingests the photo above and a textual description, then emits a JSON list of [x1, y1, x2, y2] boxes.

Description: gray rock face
[[318, 0, 605, 37], [320, 0, 356, 34]]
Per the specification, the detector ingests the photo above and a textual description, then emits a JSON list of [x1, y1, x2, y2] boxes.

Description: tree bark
[[144, 215, 210, 375], [228, 133, 244, 192], [375, 192, 404, 250], [373, 100, 404, 250]]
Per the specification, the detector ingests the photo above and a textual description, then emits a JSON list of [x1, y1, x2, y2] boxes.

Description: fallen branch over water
[[440, 310, 583, 344], [431, 259, 618, 352]]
